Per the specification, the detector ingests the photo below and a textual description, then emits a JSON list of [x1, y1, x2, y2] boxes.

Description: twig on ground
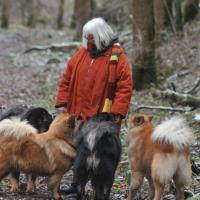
[[167, 70, 190, 81], [134, 105, 192, 112], [156, 89, 200, 108], [24, 42, 80, 53], [186, 79, 200, 94]]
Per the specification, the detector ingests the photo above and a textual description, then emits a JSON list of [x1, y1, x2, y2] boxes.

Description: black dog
[[0, 106, 6, 116], [0, 105, 53, 133], [74, 112, 121, 200], [20, 107, 53, 133]]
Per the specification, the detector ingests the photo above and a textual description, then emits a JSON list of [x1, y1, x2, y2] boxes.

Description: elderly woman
[[55, 17, 132, 123], [55, 17, 133, 194]]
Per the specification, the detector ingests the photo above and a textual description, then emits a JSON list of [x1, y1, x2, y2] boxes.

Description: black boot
[[60, 182, 77, 194]]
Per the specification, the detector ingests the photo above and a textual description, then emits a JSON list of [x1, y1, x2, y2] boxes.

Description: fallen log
[[134, 105, 192, 112], [24, 42, 80, 53], [157, 89, 200, 108]]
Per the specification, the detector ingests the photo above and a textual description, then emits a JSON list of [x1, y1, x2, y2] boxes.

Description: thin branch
[[186, 79, 200, 94], [134, 105, 191, 112], [162, 0, 176, 34], [120, 160, 129, 165], [158, 89, 200, 108], [24, 42, 80, 53], [167, 70, 190, 81]]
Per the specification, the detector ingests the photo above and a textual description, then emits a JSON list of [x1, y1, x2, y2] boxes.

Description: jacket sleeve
[[110, 53, 133, 117], [54, 60, 73, 108], [55, 47, 85, 108]]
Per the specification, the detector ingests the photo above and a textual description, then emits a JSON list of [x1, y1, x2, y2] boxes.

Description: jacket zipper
[[87, 59, 94, 73], [79, 59, 95, 118]]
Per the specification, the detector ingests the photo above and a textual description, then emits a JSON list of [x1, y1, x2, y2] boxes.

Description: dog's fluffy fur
[[0, 118, 38, 139], [0, 106, 53, 192], [74, 112, 121, 200], [127, 114, 194, 200], [0, 106, 53, 133], [0, 112, 76, 200]]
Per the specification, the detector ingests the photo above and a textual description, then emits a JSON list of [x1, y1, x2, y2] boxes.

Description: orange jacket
[[55, 44, 133, 119]]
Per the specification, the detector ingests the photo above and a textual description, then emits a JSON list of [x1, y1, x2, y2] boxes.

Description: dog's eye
[[68, 124, 75, 129], [133, 116, 144, 126]]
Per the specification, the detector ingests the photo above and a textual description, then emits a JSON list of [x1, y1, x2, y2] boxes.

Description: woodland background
[[0, 0, 199, 199]]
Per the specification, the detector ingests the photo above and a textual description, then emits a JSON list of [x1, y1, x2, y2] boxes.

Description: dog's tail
[[151, 116, 194, 150], [0, 117, 38, 139]]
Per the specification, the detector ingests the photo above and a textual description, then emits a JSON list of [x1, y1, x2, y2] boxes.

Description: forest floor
[[0, 22, 200, 200]]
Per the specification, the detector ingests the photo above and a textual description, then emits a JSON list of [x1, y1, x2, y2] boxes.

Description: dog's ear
[[148, 115, 153, 121], [133, 116, 144, 126], [68, 116, 75, 129]]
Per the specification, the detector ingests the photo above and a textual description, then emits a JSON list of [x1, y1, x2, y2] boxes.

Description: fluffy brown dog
[[0, 112, 76, 200], [0, 106, 53, 192], [127, 114, 194, 200]]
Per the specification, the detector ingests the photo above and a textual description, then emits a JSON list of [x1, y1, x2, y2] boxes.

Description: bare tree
[[57, 0, 65, 29], [74, 0, 91, 40], [173, 0, 183, 30], [183, 0, 199, 22], [1, 0, 10, 28], [20, 0, 26, 25], [70, 0, 78, 28], [27, 0, 36, 27], [154, 0, 166, 42], [132, 0, 156, 90]]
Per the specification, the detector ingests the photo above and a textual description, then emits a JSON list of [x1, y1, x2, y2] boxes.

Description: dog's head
[[0, 105, 28, 121], [0, 106, 6, 118], [87, 112, 116, 123], [49, 112, 76, 138], [127, 114, 153, 143], [21, 107, 53, 133]]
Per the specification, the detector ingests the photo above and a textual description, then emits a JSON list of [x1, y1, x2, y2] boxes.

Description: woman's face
[[86, 34, 97, 52]]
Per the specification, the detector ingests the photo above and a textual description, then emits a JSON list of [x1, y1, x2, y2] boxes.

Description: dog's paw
[[10, 185, 19, 193], [10, 181, 19, 192], [55, 196, 63, 200], [26, 184, 35, 193]]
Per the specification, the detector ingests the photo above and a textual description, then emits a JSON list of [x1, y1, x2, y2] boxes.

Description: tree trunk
[[132, 0, 156, 90], [70, 0, 78, 28], [74, 0, 91, 40], [20, 0, 25, 25], [57, 0, 65, 29], [154, 0, 165, 42], [164, 0, 173, 26], [27, 0, 36, 27], [173, 0, 183, 30], [1, 0, 10, 28], [183, 0, 199, 22]]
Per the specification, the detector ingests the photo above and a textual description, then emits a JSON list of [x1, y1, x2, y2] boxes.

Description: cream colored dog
[[127, 114, 194, 200]]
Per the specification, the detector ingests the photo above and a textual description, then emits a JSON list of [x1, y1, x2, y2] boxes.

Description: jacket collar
[[89, 37, 119, 58]]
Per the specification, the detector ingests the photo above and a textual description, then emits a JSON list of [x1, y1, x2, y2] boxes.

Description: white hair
[[82, 17, 116, 51], [0, 117, 37, 139]]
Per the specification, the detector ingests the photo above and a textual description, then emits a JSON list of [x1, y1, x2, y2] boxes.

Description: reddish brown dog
[[127, 114, 194, 200], [0, 112, 76, 200]]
